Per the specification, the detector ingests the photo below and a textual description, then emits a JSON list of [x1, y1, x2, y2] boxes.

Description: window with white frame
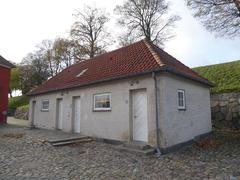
[[177, 90, 186, 110], [41, 100, 49, 111], [94, 93, 111, 111]]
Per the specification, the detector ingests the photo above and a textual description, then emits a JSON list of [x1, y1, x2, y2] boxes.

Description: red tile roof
[[28, 39, 212, 96]]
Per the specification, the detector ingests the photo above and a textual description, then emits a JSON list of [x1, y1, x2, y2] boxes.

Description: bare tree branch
[[115, 0, 180, 47], [71, 6, 110, 58], [186, 0, 240, 38], [52, 38, 85, 69]]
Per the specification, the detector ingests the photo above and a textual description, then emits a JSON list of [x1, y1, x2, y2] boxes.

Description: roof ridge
[[143, 39, 165, 67]]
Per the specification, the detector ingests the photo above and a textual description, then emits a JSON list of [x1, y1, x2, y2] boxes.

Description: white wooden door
[[132, 89, 148, 142], [57, 99, 63, 130], [73, 97, 81, 133]]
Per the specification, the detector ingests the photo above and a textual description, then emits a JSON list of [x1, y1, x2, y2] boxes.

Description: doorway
[[72, 97, 81, 133], [56, 99, 63, 130], [31, 101, 36, 126], [131, 89, 148, 142]]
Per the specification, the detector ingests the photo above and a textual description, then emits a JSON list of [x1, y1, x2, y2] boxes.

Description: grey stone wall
[[211, 93, 240, 130]]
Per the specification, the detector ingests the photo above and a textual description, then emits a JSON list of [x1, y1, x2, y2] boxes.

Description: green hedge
[[17, 104, 29, 111], [8, 95, 29, 109], [193, 60, 240, 94]]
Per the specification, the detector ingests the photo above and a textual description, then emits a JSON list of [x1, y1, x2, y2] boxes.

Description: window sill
[[41, 109, 49, 112], [178, 108, 186, 111], [93, 109, 111, 112]]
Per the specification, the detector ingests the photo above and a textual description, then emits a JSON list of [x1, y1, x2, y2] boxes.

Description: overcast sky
[[0, 0, 239, 68]]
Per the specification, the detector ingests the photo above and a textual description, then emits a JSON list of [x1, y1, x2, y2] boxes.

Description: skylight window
[[76, 68, 88, 77]]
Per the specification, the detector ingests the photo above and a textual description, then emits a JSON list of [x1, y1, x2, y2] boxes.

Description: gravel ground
[[0, 125, 240, 180]]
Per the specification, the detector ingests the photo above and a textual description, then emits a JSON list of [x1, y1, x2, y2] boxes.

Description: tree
[[37, 40, 61, 78], [53, 38, 84, 68], [70, 6, 110, 58], [18, 37, 86, 94], [118, 33, 137, 46], [20, 52, 49, 94], [9, 67, 21, 97], [115, 0, 180, 47], [186, 0, 240, 38], [18, 64, 35, 95]]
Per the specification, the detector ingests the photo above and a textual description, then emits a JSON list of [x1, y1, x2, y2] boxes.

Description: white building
[[28, 40, 212, 152]]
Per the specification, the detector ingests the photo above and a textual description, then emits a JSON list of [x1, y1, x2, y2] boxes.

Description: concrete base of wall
[[160, 132, 212, 154], [94, 137, 124, 145], [93, 132, 212, 155], [29, 125, 212, 155]]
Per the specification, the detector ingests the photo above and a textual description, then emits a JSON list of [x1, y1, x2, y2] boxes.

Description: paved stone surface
[[7, 117, 29, 127], [0, 125, 240, 179]]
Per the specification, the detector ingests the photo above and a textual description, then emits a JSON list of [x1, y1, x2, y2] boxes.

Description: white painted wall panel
[[157, 73, 212, 148], [28, 72, 212, 149], [29, 75, 157, 145]]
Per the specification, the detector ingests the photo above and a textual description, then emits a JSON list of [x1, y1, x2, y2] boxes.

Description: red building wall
[[0, 66, 11, 124]]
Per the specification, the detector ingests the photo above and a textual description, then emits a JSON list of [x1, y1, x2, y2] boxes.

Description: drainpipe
[[152, 72, 161, 156]]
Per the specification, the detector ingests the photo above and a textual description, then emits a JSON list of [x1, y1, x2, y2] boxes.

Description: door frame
[[129, 88, 148, 142], [55, 98, 63, 130], [72, 96, 81, 133], [31, 100, 36, 127]]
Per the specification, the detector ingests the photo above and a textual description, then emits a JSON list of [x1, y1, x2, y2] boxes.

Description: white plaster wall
[[29, 75, 157, 145], [157, 73, 212, 148]]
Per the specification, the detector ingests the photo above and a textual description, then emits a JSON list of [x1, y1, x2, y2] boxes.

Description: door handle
[[134, 115, 137, 118]]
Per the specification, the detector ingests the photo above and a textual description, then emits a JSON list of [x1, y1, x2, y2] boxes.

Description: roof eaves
[[165, 67, 214, 87], [0, 62, 15, 69], [0, 56, 15, 68], [28, 66, 213, 97], [27, 67, 166, 96]]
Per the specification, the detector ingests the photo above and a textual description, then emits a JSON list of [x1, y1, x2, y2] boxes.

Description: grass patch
[[193, 60, 240, 93], [8, 95, 29, 109]]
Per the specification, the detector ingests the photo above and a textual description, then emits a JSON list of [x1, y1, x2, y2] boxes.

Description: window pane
[[179, 98, 183, 107], [177, 90, 185, 109], [178, 92, 183, 99], [42, 100, 49, 110], [94, 94, 111, 110]]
